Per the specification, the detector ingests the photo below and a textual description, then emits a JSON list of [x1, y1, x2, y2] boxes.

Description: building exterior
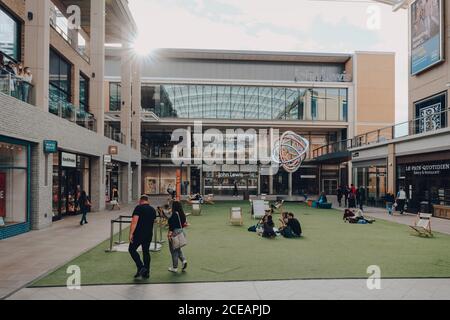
[[0, 0, 142, 239], [350, 0, 450, 216], [105, 48, 395, 198]]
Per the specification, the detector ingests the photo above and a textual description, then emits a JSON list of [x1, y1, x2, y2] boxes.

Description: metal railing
[[104, 124, 125, 144], [312, 108, 449, 159], [49, 96, 97, 132], [312, 139, 352, 159], [352, 108, 449, 148], [0, 73, 34, 105], [49, 6, 90, 63]]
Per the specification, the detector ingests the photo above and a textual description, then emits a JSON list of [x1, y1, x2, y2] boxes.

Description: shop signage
[[43, 140, 58, 154], [104, 155, 112, 164], [0, 172, 6, 218], [108, 146, 119, 155], [61, 152, 77, 168], [218, 172, 245, 179], [405, 163, 450, 176]]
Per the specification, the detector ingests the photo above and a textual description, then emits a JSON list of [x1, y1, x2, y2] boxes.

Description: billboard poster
[[0, 172, 6, 218], [411, 0, 443, 75]]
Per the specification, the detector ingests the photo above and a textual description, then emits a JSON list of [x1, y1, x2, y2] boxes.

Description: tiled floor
[[0, 205, 137, 299], [7, 278, 450, 300]]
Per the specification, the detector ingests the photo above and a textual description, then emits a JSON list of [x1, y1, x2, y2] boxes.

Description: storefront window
[[353, 165, 387, 208], [52, 151, 91, 219], [0, 140, 29, 229]]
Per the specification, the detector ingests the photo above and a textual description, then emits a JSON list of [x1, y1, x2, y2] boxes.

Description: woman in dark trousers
[[79, 191, 91, 226], [164, 201, 188, 273]]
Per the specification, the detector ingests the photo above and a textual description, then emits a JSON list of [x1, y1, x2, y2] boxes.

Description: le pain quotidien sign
[[405, 163, 450, 176]]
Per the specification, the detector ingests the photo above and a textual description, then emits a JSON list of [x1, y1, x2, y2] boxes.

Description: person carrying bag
[[165, 201, 188, 273]]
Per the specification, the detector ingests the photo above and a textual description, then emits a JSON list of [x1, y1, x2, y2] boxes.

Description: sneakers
[[168, 267, 178, 273], [182, 260, 188, 272]]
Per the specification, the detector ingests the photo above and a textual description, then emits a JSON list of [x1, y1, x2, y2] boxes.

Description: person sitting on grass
[[318, 192, 328, 205], [281, 213, 302, 238], [188, 193, 203, 204], [262, 215, 277, 239], [344, 209, 375, 224], [278, 212, 289, 230]]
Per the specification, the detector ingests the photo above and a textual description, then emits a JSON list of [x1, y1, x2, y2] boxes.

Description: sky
[[129, 0, 408, 123]]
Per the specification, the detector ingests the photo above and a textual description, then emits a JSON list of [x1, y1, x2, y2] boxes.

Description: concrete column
[[30, 145, 53, 230], [131, 58, 142, 150], [90, 0, 106, 134], [132, 164, 141, 201], [90, 156, 106, 212], [257, 167, 261, 195], [387, 143, 396, 194], [269, 174, 274, 195], [121, 163, 133, 204], [25, 0, 50, 110], [187, 165, 191, 195], [288, 172, 293, 197], [120, 43, 132, 146], [72, 65, 80, 107]]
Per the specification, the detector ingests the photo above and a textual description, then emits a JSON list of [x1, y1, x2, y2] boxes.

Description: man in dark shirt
[[128, 195, 157, 279], [287, 213, 302, 237]]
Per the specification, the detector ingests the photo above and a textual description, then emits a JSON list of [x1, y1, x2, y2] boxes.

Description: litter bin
[[420, 201, 430, 214], [243, 191, 250, 201]]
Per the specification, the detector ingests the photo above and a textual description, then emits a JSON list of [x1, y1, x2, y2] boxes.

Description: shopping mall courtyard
[[3, 200, 450, 300]]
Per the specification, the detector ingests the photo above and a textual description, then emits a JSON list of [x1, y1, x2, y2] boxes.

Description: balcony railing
[[49, 97, 97, 132], [312, 108, 450, 159], [49, 6, 90, 63], [351, 108, 449, 149], [312, 139, 352, 159], [104, 124, 125, 144], [0, 73, 34, 105]]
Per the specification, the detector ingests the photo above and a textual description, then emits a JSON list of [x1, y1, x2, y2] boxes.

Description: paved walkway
[[7, 278, 450, 300], [330, 199, 450, 235], [0, 205, 136, 299]]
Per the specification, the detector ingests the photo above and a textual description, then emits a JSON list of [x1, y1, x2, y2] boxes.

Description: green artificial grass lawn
[[32, 202, 450, 287]]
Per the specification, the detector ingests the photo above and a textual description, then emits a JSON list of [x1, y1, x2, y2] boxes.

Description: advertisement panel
[[411, 0, 443, 75], [0, 172, 6, 218]]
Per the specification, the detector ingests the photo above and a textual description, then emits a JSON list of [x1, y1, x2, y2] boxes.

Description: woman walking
[[164, 201, 188, 273], [79, 191, 91, 226]]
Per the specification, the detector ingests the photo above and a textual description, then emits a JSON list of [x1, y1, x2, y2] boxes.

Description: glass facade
[[79, 72, 89, 112], [52, 152, 91, 220], [140, 84, 348, 121], [109, 82, 121, 111], [49, 48, 72, 114], [353, 165, 387, 208], [0, 6, 21, 61], [0, 138, 30, 237]]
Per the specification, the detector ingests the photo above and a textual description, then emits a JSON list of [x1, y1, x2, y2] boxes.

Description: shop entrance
[[52, 152, 91, 221], [204, 172, 258, 196], [322, 179, 338, 195]]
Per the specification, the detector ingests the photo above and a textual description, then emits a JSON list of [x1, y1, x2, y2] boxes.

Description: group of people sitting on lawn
[[249, 210, 303, 239], [187, 193, 215, 205]]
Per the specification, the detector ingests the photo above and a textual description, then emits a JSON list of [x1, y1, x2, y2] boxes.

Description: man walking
[[396, 187, 407, 215], [128, 195, 157, 280]]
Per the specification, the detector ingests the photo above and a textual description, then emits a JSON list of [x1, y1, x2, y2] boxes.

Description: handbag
[[171, 212, 187, 249]]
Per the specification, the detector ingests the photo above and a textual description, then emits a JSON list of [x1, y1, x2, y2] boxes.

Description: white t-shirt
[[397, 190, 407, 200]]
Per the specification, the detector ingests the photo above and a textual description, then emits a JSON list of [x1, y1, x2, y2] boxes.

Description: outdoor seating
[[252, 200, 267, 220], [410, 213, 433, 237], [230, 207, 243, 226], [191, 201, 202, 216]]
